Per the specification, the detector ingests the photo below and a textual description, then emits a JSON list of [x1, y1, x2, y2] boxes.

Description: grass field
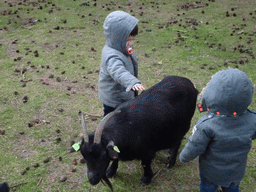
[[0, 0, 256, 191]]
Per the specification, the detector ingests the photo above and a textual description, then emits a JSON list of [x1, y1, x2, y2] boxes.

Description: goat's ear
[[107, 146, 119, 160], [106, 141, 119, 160], [81, 138, 84, 145]]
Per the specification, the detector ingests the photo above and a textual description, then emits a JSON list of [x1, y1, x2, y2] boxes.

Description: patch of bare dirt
[[6, 39, 22, 59], [36, 70, 99, 97], [43, 42, 62, 52], [178, 1, 208, 11]]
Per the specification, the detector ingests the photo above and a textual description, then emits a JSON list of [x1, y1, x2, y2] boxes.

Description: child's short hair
[[130, 25, 138, 36]]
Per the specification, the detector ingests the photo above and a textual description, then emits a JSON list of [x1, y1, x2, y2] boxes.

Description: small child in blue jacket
[[179, 68, 256, 192], [98, 11, 145, 116]]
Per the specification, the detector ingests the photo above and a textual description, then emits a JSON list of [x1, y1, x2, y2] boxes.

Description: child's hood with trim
[[200, 68, 253, 116], [103, 11, 138, 55]]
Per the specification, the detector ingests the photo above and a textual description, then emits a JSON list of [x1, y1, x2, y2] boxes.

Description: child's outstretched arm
[[107, 57, 141, 91], [179, 125, 212, 164], [132, 83, 145, 91]]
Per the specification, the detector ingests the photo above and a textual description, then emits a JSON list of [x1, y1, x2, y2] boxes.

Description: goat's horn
[[94, 110, 121, 144], [81, 112, 89, 143]]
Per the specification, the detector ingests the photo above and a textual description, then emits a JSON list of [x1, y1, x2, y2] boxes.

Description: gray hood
[[200, 68, 253, 116], [103, 11, 139, 55]]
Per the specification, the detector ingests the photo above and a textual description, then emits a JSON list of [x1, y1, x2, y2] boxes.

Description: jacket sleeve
[[179, 125, 212, 164], [107, 57, 140, 91]]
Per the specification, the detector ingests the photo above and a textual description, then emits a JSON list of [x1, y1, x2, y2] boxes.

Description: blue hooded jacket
[[98, 11, 140, 108], [179, 68, 256, 186]]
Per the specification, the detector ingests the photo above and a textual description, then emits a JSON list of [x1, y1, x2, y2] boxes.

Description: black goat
[[80, 75, 198, 191]]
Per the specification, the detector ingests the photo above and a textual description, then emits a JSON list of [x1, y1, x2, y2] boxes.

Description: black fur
[[80, 76, 198, 190], [0, 182, 9, 192]]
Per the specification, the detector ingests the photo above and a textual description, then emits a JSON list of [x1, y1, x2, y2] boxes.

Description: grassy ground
[[0, 0, 255, 191]]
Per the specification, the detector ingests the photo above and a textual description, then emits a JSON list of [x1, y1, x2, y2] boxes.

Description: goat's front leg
[[140, 158, 153, 186], [106, 160, 119, 178], [167, 138, 182, 168]]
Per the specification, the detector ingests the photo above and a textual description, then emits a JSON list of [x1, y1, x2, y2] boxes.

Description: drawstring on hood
[[197, 68, 253, 116], [103, 11, 138, 56]]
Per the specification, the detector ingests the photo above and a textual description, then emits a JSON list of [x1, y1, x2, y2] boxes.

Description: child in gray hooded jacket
[[98, 11, 145, 116], [179, 68, 256, 192]]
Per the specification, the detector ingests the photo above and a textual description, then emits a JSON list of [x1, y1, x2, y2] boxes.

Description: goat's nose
[[88, 172, 100, 185]]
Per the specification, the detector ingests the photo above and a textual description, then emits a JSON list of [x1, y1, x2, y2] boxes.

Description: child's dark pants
[[200, 173, 239, 192], [103, 104, 115, 116]]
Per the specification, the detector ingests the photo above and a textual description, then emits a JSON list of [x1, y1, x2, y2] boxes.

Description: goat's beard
[[101, 175, 113, 192]]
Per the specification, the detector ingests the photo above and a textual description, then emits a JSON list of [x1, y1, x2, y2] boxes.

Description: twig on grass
[[154, 168, 163, 178], [66, 180, 78, 183], [37, 177, 43, 186], [10, 182, 28, 188], [83, 111, 102, 117]]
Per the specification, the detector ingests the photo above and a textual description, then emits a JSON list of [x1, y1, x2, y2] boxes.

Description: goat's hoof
[[167, 163, 174, 168], [167, 159, 176, 168], [140, 176, 152, 186]]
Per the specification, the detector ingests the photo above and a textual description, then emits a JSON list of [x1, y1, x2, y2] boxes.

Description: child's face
[[126, 36, 134, 54], [126, 36, 134, 47]]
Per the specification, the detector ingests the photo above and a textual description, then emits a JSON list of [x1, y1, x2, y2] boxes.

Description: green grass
[[0, 0, 256, 191]]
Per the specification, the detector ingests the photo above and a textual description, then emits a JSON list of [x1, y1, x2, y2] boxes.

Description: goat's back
[[119, 75, 197, 117]]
